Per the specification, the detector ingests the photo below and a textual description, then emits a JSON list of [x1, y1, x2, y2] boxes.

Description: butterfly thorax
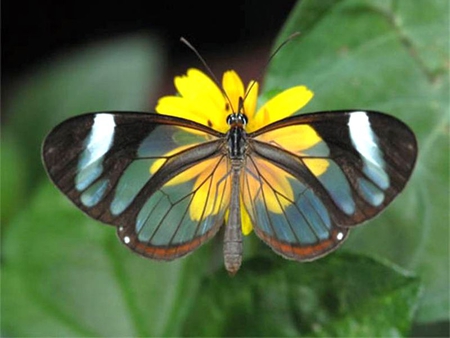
[[226, 112, 248, 161]]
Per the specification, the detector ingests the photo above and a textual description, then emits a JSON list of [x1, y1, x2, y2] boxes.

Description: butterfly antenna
[[243, 32, 301, 103], [180, 37, 235, 112]]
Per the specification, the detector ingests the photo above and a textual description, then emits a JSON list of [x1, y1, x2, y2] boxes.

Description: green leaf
[[183, 254, 421, 337], [264, 0, 449, 323], [3, 33, 163, 196], [2, 182, 211, 337], [0, 131, 26, 225]]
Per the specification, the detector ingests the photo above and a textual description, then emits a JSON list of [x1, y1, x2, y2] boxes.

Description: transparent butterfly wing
[[244, 110, 417, 260], [43, 112, 231, 260], [241, 153, 349, 260]]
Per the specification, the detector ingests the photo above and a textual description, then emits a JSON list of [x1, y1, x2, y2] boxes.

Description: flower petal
[[256, 124, 323, 153], [175, 68, 223, 107], [156, 96, 202, 123], [245, 158, 294, 214], [149, 144, 208, 186], [243, 81, 258, 121], [260, 166, 294, 214], [224, 202, 254, 235], [241, 203, 253, 235], [156, 68, 229, 132], [303, 158, 330, 177], [190, 159, 230, 220], [222, 70, 245, 113], [248, 85, 314, 132]]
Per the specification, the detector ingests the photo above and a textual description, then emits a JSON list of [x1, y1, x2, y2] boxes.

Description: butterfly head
[[226, 97, 248, 129]]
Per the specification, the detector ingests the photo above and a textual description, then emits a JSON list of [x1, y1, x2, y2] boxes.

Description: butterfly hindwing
[[241, 152, 349, 261], [42, 112, 231, 260], [117, 152, 232, 259], [245, 110, 417, 260]]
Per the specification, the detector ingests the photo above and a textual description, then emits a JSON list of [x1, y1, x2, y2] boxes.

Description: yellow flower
[[154, 68, 326, 235]]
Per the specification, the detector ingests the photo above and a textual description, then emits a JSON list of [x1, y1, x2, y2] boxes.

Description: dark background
[[2, 1, 296, 84]]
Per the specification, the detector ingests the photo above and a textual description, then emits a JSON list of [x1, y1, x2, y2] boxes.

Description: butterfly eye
[[226, 114, 234, 126], [226, 113, 248, 127], [240, 114, 248, 126]]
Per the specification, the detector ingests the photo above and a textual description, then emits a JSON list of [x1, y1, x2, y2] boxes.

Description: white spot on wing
[[76, 114, 116, 191], [336, 232, 344, 241], [348, 112, 390, 189], [123, 236, 130, 244], [348, 112, 381, 166], [81, 114, 116, 169]]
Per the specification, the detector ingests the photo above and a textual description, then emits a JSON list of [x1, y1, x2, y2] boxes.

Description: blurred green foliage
[[2, 0, 448, 336], [183, 254, 420, 337]]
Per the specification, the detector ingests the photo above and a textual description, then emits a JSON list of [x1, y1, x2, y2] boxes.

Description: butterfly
[[42, 66, 417, 275]]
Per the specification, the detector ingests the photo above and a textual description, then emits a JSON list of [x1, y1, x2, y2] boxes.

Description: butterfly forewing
[[245, 110, 417, 260], [43, 112, 231, 260]]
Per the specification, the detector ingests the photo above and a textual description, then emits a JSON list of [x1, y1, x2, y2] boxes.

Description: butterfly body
[[223, 108, 252, 275]]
